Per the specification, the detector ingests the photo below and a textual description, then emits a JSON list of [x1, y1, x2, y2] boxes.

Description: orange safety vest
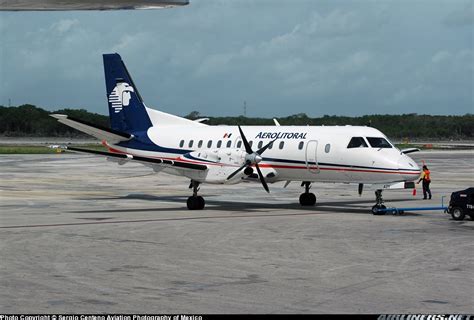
[[423, 169, 431, 182]]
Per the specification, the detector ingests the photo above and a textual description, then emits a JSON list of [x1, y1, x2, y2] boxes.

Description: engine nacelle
[[179, 148, 250, 184], [179, 148, 279, 184], [181, 148, 247, 166]]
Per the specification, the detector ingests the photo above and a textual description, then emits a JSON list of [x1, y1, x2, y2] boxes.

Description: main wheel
[[307, 193, 316, 205], [197, 196, 205, 210], [299, 193, 304, 205], [187, 196, 205, 210], [299, 193, 316, 206], [187, 196, 196, 210], [372, 204, 386, 215], [450, 207, 465, 221]]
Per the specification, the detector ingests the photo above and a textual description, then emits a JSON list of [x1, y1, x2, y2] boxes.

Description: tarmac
[[0, 150, 473, 313]]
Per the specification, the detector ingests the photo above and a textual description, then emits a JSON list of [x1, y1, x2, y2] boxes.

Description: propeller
[[226, 125, 276, 193]]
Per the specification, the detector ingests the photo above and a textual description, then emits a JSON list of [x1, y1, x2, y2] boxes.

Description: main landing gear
[[299, 181, 316, 206], [371, 189, 386, 215], [187, 180, 205, 210]]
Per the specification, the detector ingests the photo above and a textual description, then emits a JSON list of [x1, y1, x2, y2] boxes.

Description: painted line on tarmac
[[0, 211, 327, 229]]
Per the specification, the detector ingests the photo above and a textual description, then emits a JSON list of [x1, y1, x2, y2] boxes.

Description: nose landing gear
[[187, 180, 205, 210], [371, 189, 386, 215], [299, 181, 316, 206]]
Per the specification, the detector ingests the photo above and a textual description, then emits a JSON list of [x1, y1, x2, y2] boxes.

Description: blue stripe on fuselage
[[117, 131, 191, 155]]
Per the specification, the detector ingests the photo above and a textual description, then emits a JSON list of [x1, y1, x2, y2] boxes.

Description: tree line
[[0, 104, 472, 140]]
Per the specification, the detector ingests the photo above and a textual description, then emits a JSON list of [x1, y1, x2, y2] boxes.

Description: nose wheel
[[299, 181, 316, 206], [371, 189, 386, 215], [187, 180, 205, 210]]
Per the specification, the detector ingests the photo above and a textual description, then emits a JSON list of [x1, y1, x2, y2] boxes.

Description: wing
[[0, 0, 189, 11], [400, 148, 421, 154], [66, 146, 207, 172]]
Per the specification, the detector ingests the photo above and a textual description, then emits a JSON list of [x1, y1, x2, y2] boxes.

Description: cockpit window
[[367, 137, 392, 148], [347, 137, 368, 148]]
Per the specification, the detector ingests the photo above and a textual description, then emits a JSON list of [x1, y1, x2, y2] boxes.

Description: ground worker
[[417, 165, 432, 200]]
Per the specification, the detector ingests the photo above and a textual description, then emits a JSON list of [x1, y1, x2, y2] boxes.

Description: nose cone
[[398, 154, 421, 181]]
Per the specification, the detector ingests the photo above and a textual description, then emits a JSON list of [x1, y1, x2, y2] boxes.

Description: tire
[[299, 193, 308, 206], [187, 196, 197, 210], [307, 193, 316, 206], [372, 204, 386, 215], [187, 196, 205, 210], [299, 193, 316, 206], [197, 196, 205, 210], [450, 207, 465, 221]]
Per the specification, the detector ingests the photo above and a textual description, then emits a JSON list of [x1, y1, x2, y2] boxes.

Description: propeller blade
[[227, 162, 248, 180], [256, 138, 277, 155], [255, 163, 270, 193], [238, 125, 253, 154]]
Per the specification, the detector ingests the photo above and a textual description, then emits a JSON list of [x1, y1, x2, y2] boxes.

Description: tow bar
[[376, 196, 449, 215]]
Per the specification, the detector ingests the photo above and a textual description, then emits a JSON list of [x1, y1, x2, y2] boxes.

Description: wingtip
[[50, 114, 68, 120]]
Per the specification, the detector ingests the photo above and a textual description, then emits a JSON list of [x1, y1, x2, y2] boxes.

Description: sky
[[0, 0, 473, 117]]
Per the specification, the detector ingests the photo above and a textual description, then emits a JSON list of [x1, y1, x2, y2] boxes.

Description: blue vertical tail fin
[[103, 53, 152, 133]]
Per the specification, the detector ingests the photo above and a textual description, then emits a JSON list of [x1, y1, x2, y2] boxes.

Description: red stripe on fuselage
[[258, 164, 420, 175], [105, 144, 419, 176]]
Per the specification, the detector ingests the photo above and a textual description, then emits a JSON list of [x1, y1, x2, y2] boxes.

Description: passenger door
[[305, 140, 319, 174]]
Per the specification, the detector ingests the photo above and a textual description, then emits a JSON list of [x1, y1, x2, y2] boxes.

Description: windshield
[[367, 137, 392, 148], [347, 137, 368, 148]]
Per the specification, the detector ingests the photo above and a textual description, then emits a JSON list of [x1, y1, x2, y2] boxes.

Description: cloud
[[384, 49, 473, 110], [443, 2, 474, 27], [305, 9, 380, 37], [0, 1, 472, 116], [50, 18, 79, 33], [194, 53, 233, 77]]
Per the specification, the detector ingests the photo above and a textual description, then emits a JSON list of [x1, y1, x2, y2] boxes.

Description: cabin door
[[305, 140, 320, 174]]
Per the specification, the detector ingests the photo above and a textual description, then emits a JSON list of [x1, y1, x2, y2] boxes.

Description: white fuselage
[[105, 124, 421, 185]]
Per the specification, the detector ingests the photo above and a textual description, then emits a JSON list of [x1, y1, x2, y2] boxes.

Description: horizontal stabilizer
[[66, 146, 207, 171], [51, 114, 132, 143]]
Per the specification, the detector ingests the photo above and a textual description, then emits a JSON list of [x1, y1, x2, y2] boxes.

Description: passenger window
[[249, 141, 253, 148], [188, 140, 194, 148], [179, 140, 184, 148], [226, 140, 232, 148], [207, 140, 212, 148], [268, 142, 273, 150], [258, 141, 263, 149], [325, 143, 331, 153], [198, 140, 203, 148], [367, 137, 392, 148], [279, 141, 284, 149], [217, 140, 222, 148], [347, 137, 368, 148], [237, 141, 242, 148], [298, 141, 304, 150]]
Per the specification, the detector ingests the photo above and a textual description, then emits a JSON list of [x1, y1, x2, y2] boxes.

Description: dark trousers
[[422, 180, 432, 199]]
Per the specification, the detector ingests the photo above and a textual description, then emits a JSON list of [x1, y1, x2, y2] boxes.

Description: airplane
[[51, 53, 422, 213], [0, 0, 188, 11]]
